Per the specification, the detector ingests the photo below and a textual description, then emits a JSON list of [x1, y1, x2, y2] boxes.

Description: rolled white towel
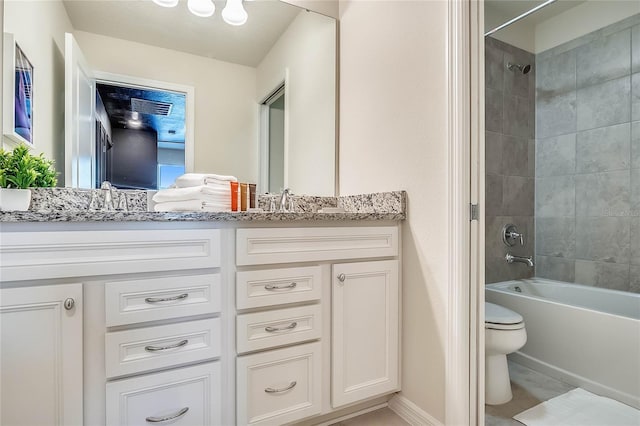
[[154, 200, 231, 212], [153, 185, 230, 204], [175, 173, 237, 188]]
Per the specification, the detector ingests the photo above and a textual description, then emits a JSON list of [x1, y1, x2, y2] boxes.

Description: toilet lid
[[485, 302, 523, 325]]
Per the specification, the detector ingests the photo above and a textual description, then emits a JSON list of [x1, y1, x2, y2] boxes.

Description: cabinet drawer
[[237, 342, 322, 425], [236, 226, 398, 265], [105, 318, 221, 378], [105, 274, 221, 327], [106, 362, 221, 426], [237, 305, 321, 354], [236, 266, 321, 309], [0, 229, 220, 282]]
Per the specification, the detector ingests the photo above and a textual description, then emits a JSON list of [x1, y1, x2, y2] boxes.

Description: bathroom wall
[[3, 0, 73, 183], [339, 0, 448, 421], [485, 36, 536, 284], [257, 10, 336, 196], [535, 14, 640, 293], [74, 31, 258, 184]]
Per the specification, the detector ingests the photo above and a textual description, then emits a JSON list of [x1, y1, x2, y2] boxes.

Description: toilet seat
[[485, 302, 525, 330]]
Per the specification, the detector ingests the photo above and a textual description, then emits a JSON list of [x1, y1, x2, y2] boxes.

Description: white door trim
[[92, 71, 195, 174], [444, 0, 482, 425]]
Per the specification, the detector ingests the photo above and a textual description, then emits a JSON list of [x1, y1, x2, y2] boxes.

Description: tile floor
[[330, 407, 409, 426], [485, 360, 576, 426]]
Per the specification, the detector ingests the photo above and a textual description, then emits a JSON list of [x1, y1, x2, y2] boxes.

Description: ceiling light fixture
[[151, 0, 248, 25], [222, 0, 248, 26], [188, 0, 215, 18], [152, 0, 179, 8]]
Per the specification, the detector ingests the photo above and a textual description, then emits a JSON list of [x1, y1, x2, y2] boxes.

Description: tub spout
[[505, 253, 534, 267]]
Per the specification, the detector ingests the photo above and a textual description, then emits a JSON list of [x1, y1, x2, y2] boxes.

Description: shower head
[[507, 62, 531, 75]]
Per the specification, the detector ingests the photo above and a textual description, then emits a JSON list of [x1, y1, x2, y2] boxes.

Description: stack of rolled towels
[[153, 173, 237, 212]]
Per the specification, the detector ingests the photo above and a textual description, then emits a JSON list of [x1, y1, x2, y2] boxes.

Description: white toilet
[[485, 302, 527, 405]]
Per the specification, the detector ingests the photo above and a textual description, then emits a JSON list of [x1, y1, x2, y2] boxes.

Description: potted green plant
[[0, 145, 57, 211]]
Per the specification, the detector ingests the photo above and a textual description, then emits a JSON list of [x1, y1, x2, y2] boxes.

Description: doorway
[[95, 82, 186, 190], [259, 83, 287, 194]]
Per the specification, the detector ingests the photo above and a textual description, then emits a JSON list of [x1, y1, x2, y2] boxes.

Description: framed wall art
[[3, 33, 34, 148]]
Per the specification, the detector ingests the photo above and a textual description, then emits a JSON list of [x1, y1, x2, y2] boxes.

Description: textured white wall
[[257, 11, 336, 196], [339, 0, 449, 421], [3, 0, 73, 183], [74, 31, 258, 184]]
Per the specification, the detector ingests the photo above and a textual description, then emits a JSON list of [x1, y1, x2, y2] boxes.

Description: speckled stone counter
[[0, 191, 406, 222]]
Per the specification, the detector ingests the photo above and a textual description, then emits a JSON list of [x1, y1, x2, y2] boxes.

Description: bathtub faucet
[[505, 253, 534, 267]]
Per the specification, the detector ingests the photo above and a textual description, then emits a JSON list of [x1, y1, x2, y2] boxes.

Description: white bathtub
[[486, 278, 640, 409]]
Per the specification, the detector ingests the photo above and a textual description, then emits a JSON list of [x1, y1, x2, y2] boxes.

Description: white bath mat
[[513, 388, 640, 426]]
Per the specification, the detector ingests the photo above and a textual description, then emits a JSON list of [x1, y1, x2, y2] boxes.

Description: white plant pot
[[0, 188, 32, 211]]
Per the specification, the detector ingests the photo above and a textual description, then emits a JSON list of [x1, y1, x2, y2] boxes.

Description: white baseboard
[[388, 394, 443, 426]]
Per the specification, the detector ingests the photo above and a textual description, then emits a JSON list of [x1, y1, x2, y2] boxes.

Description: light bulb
[[188, 0, 215, 17], [152, 0, 179, 8], [222, 0, 248, 26]]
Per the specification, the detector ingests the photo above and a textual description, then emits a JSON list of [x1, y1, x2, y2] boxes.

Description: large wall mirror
[[2, 0, 337, 195]]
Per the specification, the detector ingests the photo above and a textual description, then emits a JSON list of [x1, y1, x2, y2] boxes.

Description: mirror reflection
[[2, 0, 337, 195]]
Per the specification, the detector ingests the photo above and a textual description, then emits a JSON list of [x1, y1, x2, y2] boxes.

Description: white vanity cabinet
[[0, 283, 83, 426], [235, 225, 400, 424]]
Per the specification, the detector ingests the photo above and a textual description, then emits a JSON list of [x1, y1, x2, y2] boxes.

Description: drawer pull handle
[[144, 293, 189, 303], [264, 282, 297, 291], [265, 322, 298, 333], [265, 381, 297, 394], [145, 339, 189, 352], [145, 407, 189, 423]]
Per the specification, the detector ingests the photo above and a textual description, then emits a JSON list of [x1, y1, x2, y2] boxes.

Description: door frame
[[93, 71, 196, 175], [445, 0, 484, 425]]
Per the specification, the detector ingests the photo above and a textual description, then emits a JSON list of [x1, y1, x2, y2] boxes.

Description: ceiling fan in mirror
[[152, 0, 249, 26]]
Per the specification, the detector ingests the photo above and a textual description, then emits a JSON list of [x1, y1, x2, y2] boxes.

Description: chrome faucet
[[278, 188, 291, 212], [100, 181, 116, 211], [505, 253, 534, 267]]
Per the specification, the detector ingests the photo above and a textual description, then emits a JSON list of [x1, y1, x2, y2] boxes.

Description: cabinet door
[[0, 283, 83, 426], [332, 260, 399, 407]]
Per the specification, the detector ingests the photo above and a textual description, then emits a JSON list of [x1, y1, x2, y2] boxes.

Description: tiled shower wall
[[485, 37, 536, 284], [534, 15, 640, 293]]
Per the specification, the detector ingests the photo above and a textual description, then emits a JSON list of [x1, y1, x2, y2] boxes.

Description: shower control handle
[[502, 224, 524, 247]]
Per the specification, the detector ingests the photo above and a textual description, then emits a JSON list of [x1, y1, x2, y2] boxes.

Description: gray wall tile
[[576, 123, 631, 173], [486, 174, 503, 217], [632, 73, 640, 122], [485, 41, 504, 92], [486, 256, 533, 284], [577, 76, 631, 131], [503, 176, 534, 216], [630, 168, 640, 213], [574, 260, 630, 291], [536, 256, 575, 282], [630, 265, 640, 293], [486, 88, 503, 133], [575, 171, 630, 218], [633, 25, 640, 73], [528, 139, 536, 177], [486, 131, 503, 175], [502, 136, 530, 176], [536, 175, 575, 217], [575, 217, 630, 264], [576, 29, 631, 88], [486, 216, 534, 259], [629, 218, 640, 266], [535, 217, 575, 258], [536, 50, 576, 96], [536, 92, 576, 138], [504, 95, 531, 138], [536, 133, 576, 177], [633, 122, 640, 169]]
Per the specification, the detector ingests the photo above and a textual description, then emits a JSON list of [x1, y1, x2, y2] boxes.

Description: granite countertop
[[0, 190, 406, 223]]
